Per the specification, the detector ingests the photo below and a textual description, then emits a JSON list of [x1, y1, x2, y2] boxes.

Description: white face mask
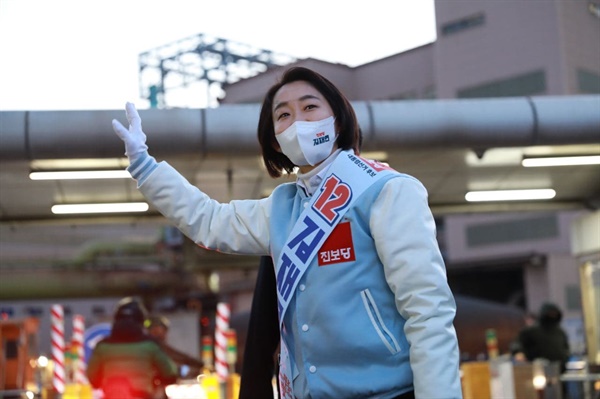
[[275, 116, 336, 166]]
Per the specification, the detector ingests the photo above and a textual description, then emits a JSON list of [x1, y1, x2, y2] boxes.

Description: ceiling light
[[30, 158, 129, 169], [465, 189, 556, 202], [30, 170, 131, 180], [51, 202, 149, 214], [465, 148, 524, 167], [522, 155, 600, 167]]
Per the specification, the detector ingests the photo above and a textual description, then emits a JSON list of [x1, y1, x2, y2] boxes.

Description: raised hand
[[112, 102, 149, 162]]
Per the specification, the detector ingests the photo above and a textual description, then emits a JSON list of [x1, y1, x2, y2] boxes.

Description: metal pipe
[[1, 95, 598, 161]]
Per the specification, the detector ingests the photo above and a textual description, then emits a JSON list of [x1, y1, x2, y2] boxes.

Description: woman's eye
[[276, 112, 289, 121], [305, 104, 317, 110]]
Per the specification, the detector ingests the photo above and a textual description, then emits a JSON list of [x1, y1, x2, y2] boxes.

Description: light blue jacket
[[128, 151, 462, 399]]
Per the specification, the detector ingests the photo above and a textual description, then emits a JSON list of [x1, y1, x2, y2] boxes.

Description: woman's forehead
[[273, 81, 321, 104]]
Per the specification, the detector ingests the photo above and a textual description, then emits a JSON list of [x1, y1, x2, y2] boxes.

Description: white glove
[[112, 102, 149, 162]]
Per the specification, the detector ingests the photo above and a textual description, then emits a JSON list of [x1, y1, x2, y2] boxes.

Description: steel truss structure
[[138, 33, 296, 108]]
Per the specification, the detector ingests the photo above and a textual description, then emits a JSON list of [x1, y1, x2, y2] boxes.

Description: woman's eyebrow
[[273, 94, 321, 113]]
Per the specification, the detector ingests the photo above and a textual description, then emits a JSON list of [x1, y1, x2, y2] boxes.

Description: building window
[[92, 305, 106, 316], [26, 307, 44, 316], [457, 70, 546, 98], [577, 68, 600, 94], [466, 214, 558, 247], [441, 13, 485, 36]]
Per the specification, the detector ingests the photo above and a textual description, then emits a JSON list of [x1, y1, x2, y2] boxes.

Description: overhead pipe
[[1, 95, 598, 161]]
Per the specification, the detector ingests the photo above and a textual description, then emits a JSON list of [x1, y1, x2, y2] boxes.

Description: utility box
[[0, 317, 40, 392], [461, 361, 491, 399]]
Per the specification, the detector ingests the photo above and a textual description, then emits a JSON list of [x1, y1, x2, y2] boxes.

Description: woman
[[112, 66, 462, 399]]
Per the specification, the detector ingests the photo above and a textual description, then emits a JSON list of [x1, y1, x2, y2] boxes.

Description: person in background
[[86, 297, 178, 399], [146, 314, 204, 373], [111, 66, 462, 399], [146, 314, 203, 399], [516, 302, 570, 373]]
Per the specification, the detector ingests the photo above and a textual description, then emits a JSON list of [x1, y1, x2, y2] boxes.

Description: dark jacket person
[[517, 302, 570, 372]]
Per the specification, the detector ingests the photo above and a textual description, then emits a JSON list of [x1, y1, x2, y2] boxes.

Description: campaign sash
[[275, 150, 396, 326], [275, 150, 397, 397]]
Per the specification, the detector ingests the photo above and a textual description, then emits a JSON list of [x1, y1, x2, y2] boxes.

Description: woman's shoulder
[[381, 172, 428, 195], [270, 182, 298, 198]]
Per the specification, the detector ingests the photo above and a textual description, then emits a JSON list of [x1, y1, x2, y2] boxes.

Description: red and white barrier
[[214, 302, 230, 382], [51, 304, 65, 394], [72, 314, 87, 384]]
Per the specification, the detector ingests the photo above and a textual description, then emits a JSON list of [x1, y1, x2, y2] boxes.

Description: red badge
[[360, 156, 395, 172], [318, 221, 355, 266]]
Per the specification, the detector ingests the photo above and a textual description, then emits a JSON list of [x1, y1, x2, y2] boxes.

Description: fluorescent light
[[30, 158, 128, 169], [465, 148, 524, 167], [465, 189, 556, 202], [51, 202, 149, 214], [522, 155, 600, 167], [30, 170, 131, 180]]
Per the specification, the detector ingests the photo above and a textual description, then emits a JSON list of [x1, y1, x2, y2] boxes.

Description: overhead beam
[[1, 95, 598, 161]]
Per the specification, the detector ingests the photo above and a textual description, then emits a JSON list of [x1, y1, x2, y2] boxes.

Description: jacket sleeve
[[152, 343, 179, 385], [371, 176, 462, 399], [133, 157, 272, 255], [162, 342, 204, 369]]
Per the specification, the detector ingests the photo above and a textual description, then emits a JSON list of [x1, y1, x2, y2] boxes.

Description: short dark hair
[[257, 67, 361, 178]]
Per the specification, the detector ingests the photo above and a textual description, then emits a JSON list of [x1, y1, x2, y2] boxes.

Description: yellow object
[[200, 371, 221, 399], [62, 383, 78, 399], [62, 383, 93, 399], [80, 383, 93, 399], [226, 373, 240, 399], [461, 361, 491, 399]]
